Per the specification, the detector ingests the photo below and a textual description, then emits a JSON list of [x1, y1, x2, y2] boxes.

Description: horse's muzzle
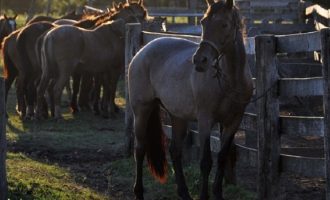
[[192, 54, 208, 72]]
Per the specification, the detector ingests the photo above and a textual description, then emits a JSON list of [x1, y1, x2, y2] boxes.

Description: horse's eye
[[222, 24, 228, 28]]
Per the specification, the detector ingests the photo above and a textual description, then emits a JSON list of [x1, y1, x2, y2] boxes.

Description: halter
[[199, 25, 238, 79], [200, 27, 276, 104]]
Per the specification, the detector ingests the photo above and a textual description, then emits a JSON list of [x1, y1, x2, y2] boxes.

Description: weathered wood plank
[[278, 63, 322, 78], [281, 154, 324, 177], [276, 31, 321, 53], [321, 28, 330, 200], [142, 31, 201, 44], [240, 112, 257, 132], [236, 143, 258, 167], [280, 116, 324, 137], [125, 23, 142, 156], [247, 24, 314, 37], [256, 35, 280, 200], [0, 78, 7, 200], [279, 77, 324, 97]]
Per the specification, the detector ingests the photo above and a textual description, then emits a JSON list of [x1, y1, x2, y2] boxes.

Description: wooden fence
[[125, 23, 330, 199], [0, 78, 7, 200], [148, 0, 315, 36]]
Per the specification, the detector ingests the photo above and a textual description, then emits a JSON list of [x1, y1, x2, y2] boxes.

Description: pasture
[[0, 65, 254, 199]]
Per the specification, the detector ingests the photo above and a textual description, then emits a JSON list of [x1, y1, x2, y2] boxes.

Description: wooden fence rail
[[125, 23, 330, 200], [0, 78, 7, 200]]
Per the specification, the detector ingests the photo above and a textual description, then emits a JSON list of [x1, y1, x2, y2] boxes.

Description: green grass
[[8, 153, 105, 200]]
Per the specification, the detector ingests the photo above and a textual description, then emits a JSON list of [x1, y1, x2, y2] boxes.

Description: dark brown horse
[[36, 0, 147, 119], [128, 0, 253, 199], [2, 29, 25, 116], [0, 14, 17, 45]]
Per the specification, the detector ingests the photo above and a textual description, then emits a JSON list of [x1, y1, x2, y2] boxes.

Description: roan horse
[[36, 0, 147, 119], [128, 0, 253, 199]]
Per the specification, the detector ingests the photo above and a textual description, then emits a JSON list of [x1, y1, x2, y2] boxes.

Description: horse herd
[[1, 0, 253, 199], [2, 0, 157, 120]]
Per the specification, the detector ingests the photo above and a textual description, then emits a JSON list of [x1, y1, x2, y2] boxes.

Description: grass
[[7, 153, 105, 200]]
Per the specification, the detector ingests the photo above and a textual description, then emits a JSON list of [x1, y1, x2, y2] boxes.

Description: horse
[[12, 10, 114, 119], [2, 29, 26, 117], [128, 0, 253, 199], [0, 14, 17, 45], [36, 0, 147, 119]]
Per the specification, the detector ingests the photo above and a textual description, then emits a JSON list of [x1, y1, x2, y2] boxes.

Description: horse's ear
[[13, 14, 18, 20], [138, 0, 144, 6], [226, 0, 234, 9], [3, 14, 7, 20], [112, 2, 117, 10], [118, 2, 124, 9], [206, 0, 214, 6]]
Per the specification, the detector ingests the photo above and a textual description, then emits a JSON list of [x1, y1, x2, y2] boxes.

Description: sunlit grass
[[7, 152, 106, 200]]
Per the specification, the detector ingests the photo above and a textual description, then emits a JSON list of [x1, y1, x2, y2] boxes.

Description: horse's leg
[[65, 79, 72, 104], [169, 116, 192, 200], [70, 71, 81, 114], [198, 117, 213, 200], [16, 73, 27, 118], [133, 104, 154, 200], [47, 80, 55, 118], [78, 72, 93, 111], [25, 77, 37, 119], [212, 118, 242, 200], [36, 72, 50, 119], [92, 74, 101, 115], [4, 70, 17, 117], [107, 70, 121, 118], [100, 74, 110, 118], [53, 74, 70, 119]]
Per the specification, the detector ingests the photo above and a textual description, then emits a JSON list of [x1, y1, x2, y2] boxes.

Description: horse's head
[[193, 0, 241, 72], [1, 14, 17, 32], [0, 14, 17, 43], [110, 0, 147, 23]]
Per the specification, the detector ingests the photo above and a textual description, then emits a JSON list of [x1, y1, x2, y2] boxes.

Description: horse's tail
[[16, 29, 31, 77], [41, 33, 56, 77], [2, 37, 17, 80], [145, 103, 168, 183]]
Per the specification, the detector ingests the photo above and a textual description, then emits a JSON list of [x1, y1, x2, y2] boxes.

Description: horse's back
[[129, 37, 198, 119]]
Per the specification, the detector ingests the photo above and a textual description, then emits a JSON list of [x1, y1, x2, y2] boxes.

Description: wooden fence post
[[255, 35, 280, 200], [0, 78, 7, 200], [125, 23, 142, 157], [321, 28, 330, 200]]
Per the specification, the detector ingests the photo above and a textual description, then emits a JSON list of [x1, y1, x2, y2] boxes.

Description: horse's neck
[[93, 25, 121, 44], [221, 35, 247, 88]]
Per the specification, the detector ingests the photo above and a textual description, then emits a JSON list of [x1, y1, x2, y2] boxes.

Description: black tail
[[2, 38, 17, 80], [16, 28, 33, 78], [146, 104, 168, 183]]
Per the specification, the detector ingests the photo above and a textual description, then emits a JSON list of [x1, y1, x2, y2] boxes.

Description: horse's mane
[[94, 2, 147, 26]]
